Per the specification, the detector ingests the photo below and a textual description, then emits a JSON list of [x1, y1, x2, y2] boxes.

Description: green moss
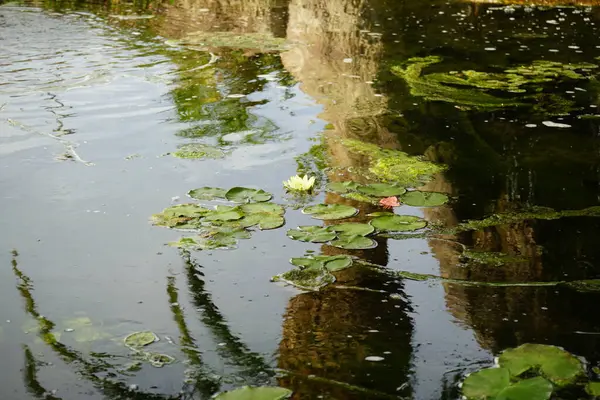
[[340, 138, 446, 186], [295, 139, 328, 188], [391, 57, 597, 110], [461, 250, 528, 267], [172, 143, 227, 159], [453, 206, 600, 233], [391, 56, 523, 109]]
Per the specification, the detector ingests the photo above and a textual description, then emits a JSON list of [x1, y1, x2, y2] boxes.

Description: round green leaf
[[289, 255, 352, 272], [319, 255, 353, 271], [331, 235, 377, 250], [367, 211, 396, 217], [498, 344, 585, 386], [256, 214, 285, 230], [204, 210, 244, 222], [188, 187, 227, 200], [496, 377, 552, 400], [401, 191, 449, 207], [327, 181, 360, 194], [151, 204, 210, 228], [277, 264, 335, 290], [124, 331, 158, 349], [586, 382, 600, 396], [330, 223, 375, 237], [370, 215, 427, 232], [287, 226, 336, 243], [241, 202, 285, 215], [357, 183, 407, 197], [462, 367, 510, 399], [290, 257, 323, 269], [214, 386, 292, 400], [226, 187, 273, 203], [302, 204, 358, 220]]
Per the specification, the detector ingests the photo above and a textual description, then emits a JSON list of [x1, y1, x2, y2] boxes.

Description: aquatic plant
[[339, 139, 446, 186], [370, 214, 427, 232], [462, 344, 590, 400], [172, 143, 227, 159], [391, 56, 522, 109], [152, 187, 284, 250], [283, 175, 316, 192], [273, 255, 354, 290], [400, 191, 449, 207], [302, 204, 359, 220], [391, 56, 597, 110]]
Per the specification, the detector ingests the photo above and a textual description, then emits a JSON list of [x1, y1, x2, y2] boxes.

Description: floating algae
[[339, 138, 446, 186], [391, 56, 598, 109], [391, 56, 522, 109]]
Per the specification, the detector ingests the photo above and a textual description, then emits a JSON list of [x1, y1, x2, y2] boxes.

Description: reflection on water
[[2, 0, 600, 398]]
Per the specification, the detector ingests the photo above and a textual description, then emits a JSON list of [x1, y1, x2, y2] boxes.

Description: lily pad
[[169, 235, 238, 250], [287, 226, 336, 243], [586, 382, 600, 396], [147, 353, 175, 368], [357, 183, 407, 197], [277, 264, 335, 291], [173, 143, 226, 159], [303, 204, 358, 220], [498, 343, 585, 386], [124, 331, 158, 349], [496, 377, 553, 400], [462, 367, 510, 399], [241, 202, 285, 216], [204, 207, 244, 222], [226, 187, 272, 203], [151, 204, 209, 229], [188, 187, 227, 200], [169, 227, 250, 250], [330, 235, 377, 250], [320, 255, 353, 271], [401, 191, 449, 207], [214, 386, 292, 400], [370, 215, 427, 232], [330, 223, 375, 237], [254, 213, 285, 230], [290, 255, 353, 272], [343, 192, 380, 205], [326, 181, 360, 194]]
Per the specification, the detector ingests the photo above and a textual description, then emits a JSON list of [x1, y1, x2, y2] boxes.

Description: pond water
[[1, 0, 600, 398]]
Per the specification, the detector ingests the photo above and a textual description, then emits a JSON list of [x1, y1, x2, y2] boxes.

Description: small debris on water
[[542, 121, 571, 128], [365, 356, 385, 362]]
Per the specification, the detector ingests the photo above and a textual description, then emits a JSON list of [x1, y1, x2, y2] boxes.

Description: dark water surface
[[1, 0, 600, 398]]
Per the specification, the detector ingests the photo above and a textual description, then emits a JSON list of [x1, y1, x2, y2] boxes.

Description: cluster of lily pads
[[391, 56, 598, 110], [326, 180, 449, 207], [123, 331, 175, 368], [152, 186, 285, 250], [461, 343, 600, 400]]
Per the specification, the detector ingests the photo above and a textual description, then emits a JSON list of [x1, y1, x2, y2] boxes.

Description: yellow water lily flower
[[283, 175, 316, 192]]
